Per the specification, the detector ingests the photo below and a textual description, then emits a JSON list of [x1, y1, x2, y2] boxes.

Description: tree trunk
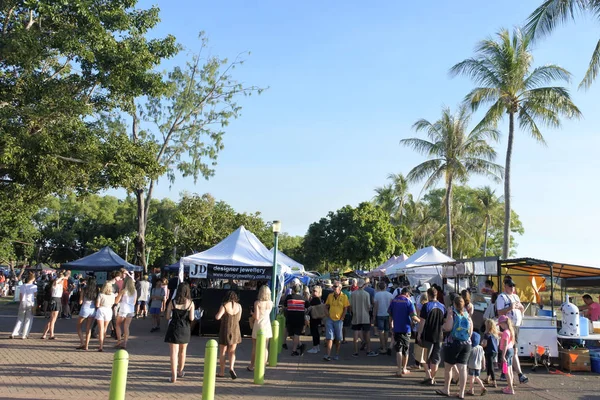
[[483, 215, 489, 257], [445, 177, 453, 257], [502, 112, 515, 259], [135, 188, 148, 273]]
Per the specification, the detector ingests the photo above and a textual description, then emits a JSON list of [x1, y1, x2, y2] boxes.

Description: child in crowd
[[467, 331, 487, 396], [498, 315, 516, 395], [481, 318, 499, 388]]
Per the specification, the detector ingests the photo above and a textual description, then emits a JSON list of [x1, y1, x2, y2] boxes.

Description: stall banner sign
[[187, 264, 273, 280], [189, 264, 208, 279]]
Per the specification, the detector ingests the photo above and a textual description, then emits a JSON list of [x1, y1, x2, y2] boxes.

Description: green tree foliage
[[0, 0, 178, 259], [303, 202, 397, 271], [104, 34, 265, 271], [450, 28, 581, 258], [401, 105, 503, 257]]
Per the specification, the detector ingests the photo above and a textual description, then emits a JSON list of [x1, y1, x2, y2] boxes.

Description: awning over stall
[[62, 246, 142, 272], [386, 246, 454, 277], [499, 258, 600, 279]]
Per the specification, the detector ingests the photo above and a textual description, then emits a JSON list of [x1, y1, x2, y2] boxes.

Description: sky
[[127, 0, 600, 266]]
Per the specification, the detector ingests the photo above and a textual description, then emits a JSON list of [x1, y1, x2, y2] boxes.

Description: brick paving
[[1, 300, 600, 399]]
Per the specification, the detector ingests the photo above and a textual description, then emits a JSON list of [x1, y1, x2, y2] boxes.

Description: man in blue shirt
[[389, 287, 420, 376]]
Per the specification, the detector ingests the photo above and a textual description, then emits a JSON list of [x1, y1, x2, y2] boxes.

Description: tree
[[401, 105, 503, 257], [526, 0, 600, 89], [373, 173, 410, 226], [450, 28, 581, 258], [470, 186, 503, 256], [0, 0, 178, 257], [110, 35, 265, 271], [303, 202, 396, 271]]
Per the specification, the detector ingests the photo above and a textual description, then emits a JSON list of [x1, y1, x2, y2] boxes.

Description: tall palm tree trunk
[[483, 215, 490, 257], [502, 112, 515, 259], [445, 177, 453, 257]]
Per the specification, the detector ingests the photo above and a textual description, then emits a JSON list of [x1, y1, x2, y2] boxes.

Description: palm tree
[[373, 184, 397, 218], [471, 186, 503, 256], [450, 28, 581, 259], [526, 0, 600, 89], [387, 173, 409, 225], [401, 105, 503, 257]]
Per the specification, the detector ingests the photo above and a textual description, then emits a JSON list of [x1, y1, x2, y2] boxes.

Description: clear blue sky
[[131, 0, 600, 266]]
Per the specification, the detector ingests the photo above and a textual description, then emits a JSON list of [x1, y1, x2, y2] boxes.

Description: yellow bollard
[[277, 314, 286, 354], [254, 330, 266, 385], [202, 339, 218, 400], [269, 320, 279, 367], [108, 349, 129, 400]]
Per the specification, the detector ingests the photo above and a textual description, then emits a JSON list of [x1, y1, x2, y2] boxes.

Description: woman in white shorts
[[115, 276, 137, 349], [95, 282, 116, 352], [77, 277, 97, 350]]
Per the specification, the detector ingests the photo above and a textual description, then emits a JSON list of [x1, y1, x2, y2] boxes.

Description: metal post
[[125, 238, 129, 262], [270, 232, 279, 321], [254, 330, 266, 385], [550, 262, 555, 318], [108, 349, 129, 400], [269, 320, 279, 367], [202, 339, 218, 400]]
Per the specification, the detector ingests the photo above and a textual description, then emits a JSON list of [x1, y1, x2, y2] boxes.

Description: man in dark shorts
[[350, 279, 378, 357], [389, 287, 420, 376], [418, 286, 446, 386], [285, 284, 308, 356]]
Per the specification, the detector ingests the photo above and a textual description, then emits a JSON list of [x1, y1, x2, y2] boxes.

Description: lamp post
[[270, 220, 281, 321]]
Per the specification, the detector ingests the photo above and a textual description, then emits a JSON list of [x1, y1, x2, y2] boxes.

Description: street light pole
[[124, 237, 131, 262], [270, 220, 281, 321]]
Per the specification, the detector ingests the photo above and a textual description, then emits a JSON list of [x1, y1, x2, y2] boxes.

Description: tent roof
[[500, 258, 600, 279], [181, 226, 291, 273], [386, 246, 454, 276], [63, 246, 142, 272], [271, 248, 304, 272]]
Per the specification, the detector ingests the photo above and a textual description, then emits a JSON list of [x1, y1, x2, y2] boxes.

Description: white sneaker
[[307, 347, 320, 354]]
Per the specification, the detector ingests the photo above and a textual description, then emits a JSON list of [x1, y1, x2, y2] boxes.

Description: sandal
[[501, 387, 514, 395], [178, 370, 185, 378], [229, 369, 237, 380], [247, 366, 254, 372], [76, 345, 85, 350], [49, 336, 56, 340], [216, 373, 225, 378], [435, 389, 450, 397]]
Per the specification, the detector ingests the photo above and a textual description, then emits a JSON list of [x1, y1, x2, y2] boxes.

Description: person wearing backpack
[[435, 295, 472, 399]]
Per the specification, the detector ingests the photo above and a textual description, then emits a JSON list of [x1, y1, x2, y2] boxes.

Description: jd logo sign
[[189, 264, 208, 279]]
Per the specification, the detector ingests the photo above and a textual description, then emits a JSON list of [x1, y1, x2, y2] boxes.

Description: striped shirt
[[285, 294, 308, 313]]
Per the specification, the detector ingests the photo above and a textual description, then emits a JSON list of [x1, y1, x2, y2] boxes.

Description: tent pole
[[550, 263, 555, 318]]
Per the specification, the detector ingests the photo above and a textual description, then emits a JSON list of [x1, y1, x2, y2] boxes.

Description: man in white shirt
[[496, 278, 529, 384], [374, 281, 394, 355]]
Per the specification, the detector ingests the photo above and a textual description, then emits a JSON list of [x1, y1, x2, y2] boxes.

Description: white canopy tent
[[385, 246, 454, 277], [270, 248, 304, 273], [368, 254, 408, 278], [180, 226, 291, 274]]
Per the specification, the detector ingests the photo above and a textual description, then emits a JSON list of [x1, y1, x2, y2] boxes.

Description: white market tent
[[385, 246, 454, 277], [181, 226, 291, 274], [367, 254, 408, 278], [271, 248, 304, 273]]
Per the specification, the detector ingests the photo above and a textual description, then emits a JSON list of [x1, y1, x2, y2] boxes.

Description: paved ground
[[1, 299, 600, 399]]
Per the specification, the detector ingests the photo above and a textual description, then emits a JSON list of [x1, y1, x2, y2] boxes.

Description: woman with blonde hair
[[114, 276, 137, 349], [216, 290, 242, 379], [41, 273, 68, 340], [248, 284, 273, 371], [76, 277, 97, 350], [95, 282, 117, 352]]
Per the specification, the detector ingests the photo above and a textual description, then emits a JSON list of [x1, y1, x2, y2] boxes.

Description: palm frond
[[525, 0, 583, 40], [406, 159, 443, 185], [463, 87, 501, 111], [524, 64, 572, 89], [517, 109, 548, 145], [449, 59, 501, 87], [580, 38, 600, 90], [400, 138, 438, 156]]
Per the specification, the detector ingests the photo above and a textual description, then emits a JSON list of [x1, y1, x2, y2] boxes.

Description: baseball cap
[[504, 279, 516, 287], [401, 287, 411, 295], [358, 278, 366, 288], [388, 283, 394, 288], [498, 315, 509, 324]]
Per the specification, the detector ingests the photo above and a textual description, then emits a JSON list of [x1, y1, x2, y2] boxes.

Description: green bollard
[[108, 349, 129, 400], [254, 330, 266, 385], [269, 320, 279, 367], [277, 314, 286, 354], [202, 339, 218, 400]]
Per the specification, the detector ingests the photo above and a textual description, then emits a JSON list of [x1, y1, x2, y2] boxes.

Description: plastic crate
[[591, 353, 600, 374]]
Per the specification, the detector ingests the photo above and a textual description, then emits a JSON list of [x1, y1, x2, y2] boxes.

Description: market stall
[[367, 254, 407, 278], [60, 246, 142, 284], [385, 246, 454, 283], [177, 226, 291, 335]]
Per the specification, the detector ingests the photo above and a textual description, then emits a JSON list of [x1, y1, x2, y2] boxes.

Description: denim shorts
[[376, 316, 390, 332], [505, 348, 514, 367], [325, 318, 343, 341]]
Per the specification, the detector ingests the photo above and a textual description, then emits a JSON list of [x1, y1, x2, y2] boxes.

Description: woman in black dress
[[164, 282, 195, 383]]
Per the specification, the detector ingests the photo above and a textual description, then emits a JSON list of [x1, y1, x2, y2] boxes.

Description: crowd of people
[[13, 266, 600, 396]]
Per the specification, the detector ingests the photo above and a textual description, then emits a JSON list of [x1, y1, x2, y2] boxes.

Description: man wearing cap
[[350, 279, 379, 357], [389, 287, 420, 376], [496, 278, 529, 384], [323, 281, 350, 361]]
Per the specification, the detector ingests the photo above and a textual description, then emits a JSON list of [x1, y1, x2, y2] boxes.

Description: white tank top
[[120, 292, 136, 314]]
